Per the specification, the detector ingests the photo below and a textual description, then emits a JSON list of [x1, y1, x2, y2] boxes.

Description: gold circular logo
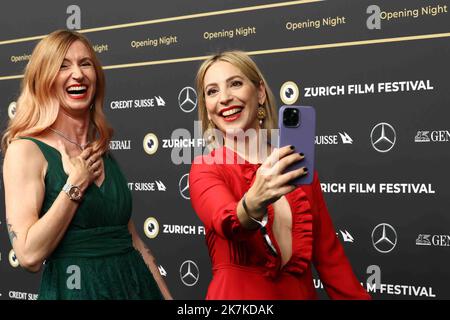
[[9, 249, 19, 268], [143, 133, 159, 155], [144, 217, 159, 239], [8, 101, 17, 119], [280, 81, 300, 105]]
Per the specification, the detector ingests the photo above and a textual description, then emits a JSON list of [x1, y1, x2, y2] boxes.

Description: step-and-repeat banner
[[0, 0, 449, 300]]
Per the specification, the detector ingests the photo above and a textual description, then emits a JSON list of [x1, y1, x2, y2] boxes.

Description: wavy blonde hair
[[195, 51, 278, 147], [2, 29, 112, 154]]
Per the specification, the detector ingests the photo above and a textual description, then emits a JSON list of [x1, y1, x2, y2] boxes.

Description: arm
[[189, 160, 260, 240], [128, 220, 173, 300], [311, 171, 371, 299], [3, 140, 99, 272], [189, 147, 306, 239]]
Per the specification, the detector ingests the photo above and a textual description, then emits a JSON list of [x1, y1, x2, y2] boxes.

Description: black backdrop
[[0, 0, 449, 300]]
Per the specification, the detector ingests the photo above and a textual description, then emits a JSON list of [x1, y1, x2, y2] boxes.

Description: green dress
[[21, 137, 163, 300]]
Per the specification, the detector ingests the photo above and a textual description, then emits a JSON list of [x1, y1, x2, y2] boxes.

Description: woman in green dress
[[2, 30, 172, 300]]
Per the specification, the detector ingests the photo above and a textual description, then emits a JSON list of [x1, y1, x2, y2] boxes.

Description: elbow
[[18, 253, 43, 273], [23, 262, 42, 273]]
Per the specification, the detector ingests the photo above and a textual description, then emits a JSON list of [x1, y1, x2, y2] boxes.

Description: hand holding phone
[[278, 105, 316, 185]]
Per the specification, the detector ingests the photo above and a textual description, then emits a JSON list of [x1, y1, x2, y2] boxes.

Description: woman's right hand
[[245, 145, 307, 218], [57, 141, 102, 191]]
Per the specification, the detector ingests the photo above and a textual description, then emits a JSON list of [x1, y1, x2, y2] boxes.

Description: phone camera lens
[[283, 108, 300, 127]]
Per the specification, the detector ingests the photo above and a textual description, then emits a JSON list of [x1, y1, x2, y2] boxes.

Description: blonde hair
[[2, 29, 112, 154], [195, 50, 278, 146]]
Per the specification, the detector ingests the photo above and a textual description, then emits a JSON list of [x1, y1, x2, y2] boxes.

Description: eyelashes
[[206, 80, 243, 96], [59, 61, 92, 70]]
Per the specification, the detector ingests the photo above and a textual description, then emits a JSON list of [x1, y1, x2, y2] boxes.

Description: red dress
[[189, 147, 370, 300]]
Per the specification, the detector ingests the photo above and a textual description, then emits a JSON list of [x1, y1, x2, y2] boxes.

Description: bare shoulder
[[3, 139, 46, 174]]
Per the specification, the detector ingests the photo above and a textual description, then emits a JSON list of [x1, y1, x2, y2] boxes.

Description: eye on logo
[[370, 122, 396, 153], [8, 102, 16, 119], [9, 249, 19, 268], [179, 260, 199, 286], [143, 133, 159, 155], [178, 87, 197, 113], [372, 223, 397, 253], [144, 217, 160, 239], [179, 173, 190, 200], [280, 81, 299, 105]]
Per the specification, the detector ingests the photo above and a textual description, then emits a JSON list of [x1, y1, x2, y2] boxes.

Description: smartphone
[[278, 105, 316, 185]]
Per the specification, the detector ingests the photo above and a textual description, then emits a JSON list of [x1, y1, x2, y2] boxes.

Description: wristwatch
[[62, 182, 82, 201]]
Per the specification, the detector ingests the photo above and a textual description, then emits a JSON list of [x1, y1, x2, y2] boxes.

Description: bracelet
[[242, 192, 267, 226]]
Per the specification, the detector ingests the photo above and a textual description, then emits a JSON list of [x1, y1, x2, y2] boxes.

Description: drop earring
[[257, 104, 266, 127]]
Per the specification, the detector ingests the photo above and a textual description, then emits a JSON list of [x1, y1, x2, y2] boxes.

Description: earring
[[90, 104, 94, 110], [257, 104, 266, 127]]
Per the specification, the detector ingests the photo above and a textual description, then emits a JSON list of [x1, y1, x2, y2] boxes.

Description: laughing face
[[203, 60, 266, 134], [54, 40, 97, 113]]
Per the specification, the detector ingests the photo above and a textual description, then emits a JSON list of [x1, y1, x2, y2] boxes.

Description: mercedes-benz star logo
[[372, 223, 397, 253], [180, 260, 199, 286], [370, 122, 396, 153], [178, 87, 197, 113], [179, 173, 190, 200]]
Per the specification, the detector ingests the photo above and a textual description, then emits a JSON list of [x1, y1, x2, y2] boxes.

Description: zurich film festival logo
[[8, 102, 17, 119], [280, 81, 299, 105], [179, 174, 190, 200], [143, 133, 159, 155], [9, 249, 19, 268], [144, 217, 160, 239], [370, 122, 396, 153], [372, 223, 397, 253], [180, 260, 199, 286], [178, 87, 197, 113]]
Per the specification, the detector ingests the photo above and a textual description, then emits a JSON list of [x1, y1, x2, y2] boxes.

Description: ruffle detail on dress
[[221, 204, 259, 240], [282, 187, 313, 276], [242, 163, 261, 185]]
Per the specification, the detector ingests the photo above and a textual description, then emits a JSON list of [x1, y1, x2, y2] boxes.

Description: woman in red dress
[[189, 51, 370, 300]]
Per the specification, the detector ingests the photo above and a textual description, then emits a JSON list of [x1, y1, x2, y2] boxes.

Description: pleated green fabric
[[20, 137, 163, 300]]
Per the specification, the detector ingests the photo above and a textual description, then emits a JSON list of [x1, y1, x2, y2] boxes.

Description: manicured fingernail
[[304, 167, 308, 172], [290, 145, 295, 150], [299, 153, 304, 157]]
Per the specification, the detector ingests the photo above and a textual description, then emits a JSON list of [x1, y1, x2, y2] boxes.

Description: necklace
[[49, 128, 90, 151]]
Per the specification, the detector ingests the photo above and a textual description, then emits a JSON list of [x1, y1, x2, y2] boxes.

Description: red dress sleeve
[[189, 159, 257, 241], [311, 171, 371, 300]]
